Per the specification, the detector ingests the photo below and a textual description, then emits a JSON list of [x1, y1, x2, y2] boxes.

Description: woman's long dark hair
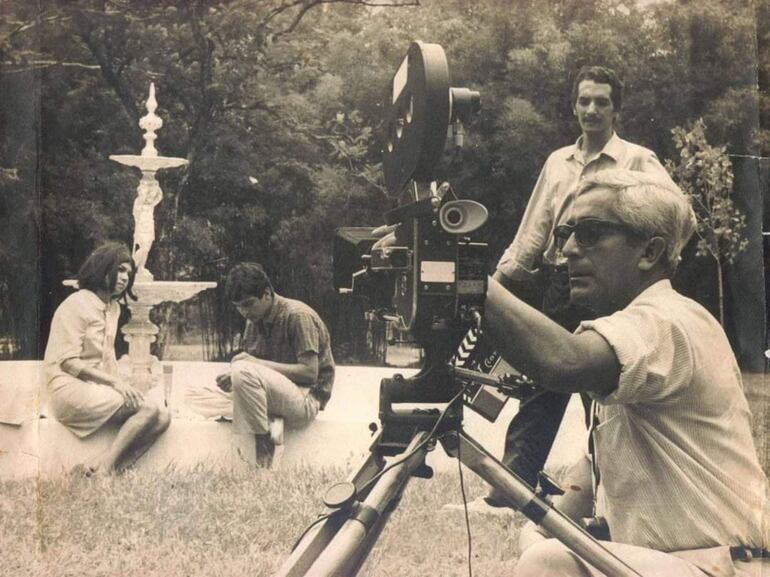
[[77, 242, 137, 302]]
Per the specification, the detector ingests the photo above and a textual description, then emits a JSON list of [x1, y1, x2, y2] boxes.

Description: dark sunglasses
[[554, 218, 643, 251]]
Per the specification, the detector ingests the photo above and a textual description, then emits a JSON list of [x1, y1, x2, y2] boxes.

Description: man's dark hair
[[226, 262, 274, 302], [571, 65, 624, 111], [77, 241, 136, 299]]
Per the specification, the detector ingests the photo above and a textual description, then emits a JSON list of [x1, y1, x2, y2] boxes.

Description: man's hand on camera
[[371, 231, 397, 251], [215, 373, 232, 393]]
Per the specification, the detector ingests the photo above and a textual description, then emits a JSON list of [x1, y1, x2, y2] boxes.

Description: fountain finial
[[139, 83, 163, 158]]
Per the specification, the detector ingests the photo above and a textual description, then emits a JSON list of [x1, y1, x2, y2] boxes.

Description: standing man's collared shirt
[[577, 280, 769, 552], [242, 295, 335, 408], [496, 133, 673, 281]]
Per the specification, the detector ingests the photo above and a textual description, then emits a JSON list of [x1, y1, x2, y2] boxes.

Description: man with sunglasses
[[213, 262, 335, 467], [486, 169, 768, 576], [488, 66, 675, 502]]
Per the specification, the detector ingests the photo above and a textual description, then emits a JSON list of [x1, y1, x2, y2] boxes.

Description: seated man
[[216, 262, 335, 467], [484, 169, 768, 576]]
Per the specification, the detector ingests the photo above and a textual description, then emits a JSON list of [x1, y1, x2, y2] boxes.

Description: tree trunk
[[716, 256, 725, 326]]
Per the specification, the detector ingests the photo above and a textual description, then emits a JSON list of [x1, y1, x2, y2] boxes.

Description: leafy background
[[0, 0, 767, 365]]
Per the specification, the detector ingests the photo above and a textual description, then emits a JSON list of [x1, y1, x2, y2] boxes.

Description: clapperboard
[[451, 327, 525, 422]]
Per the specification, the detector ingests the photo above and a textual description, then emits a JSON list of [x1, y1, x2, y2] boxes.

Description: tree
[[0, 0, 417, 358], [666, 119, 748, 325], [0, 0, 764, 360]]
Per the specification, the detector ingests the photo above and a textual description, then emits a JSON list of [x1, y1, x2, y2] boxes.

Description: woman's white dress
[[43, 289, 125, 438]]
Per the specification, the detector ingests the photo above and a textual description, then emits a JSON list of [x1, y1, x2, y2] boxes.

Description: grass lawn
[[3, 373, 767, 577], [2, 465, 524, 577]]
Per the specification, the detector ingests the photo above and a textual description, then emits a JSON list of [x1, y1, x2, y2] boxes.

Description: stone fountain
[[109, 83, 216, 390]]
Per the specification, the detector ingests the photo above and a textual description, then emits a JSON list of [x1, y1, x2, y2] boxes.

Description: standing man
[[216, 262, 335, 467], [489, 66, 674, 500]]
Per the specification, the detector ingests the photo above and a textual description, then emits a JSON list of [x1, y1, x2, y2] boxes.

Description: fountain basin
[[62, 280, 216, 304], [121, 280, 217, 390], [132, 280, 217, 306], [109, 154, 188, 171]]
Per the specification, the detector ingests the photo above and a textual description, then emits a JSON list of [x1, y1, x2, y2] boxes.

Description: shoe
[[268, 416, 284, 446], [441, 497, 515, 516], [255, 434, 275, 469]]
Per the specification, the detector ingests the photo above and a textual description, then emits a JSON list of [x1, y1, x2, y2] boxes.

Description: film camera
[[333, 41, 493, 446], [334, 42, 532, 447], [334, 41, 484, 343]]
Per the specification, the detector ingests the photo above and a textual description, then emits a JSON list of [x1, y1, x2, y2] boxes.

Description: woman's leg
[[113, 404, 172, 472], [92, 400, 170, 474]]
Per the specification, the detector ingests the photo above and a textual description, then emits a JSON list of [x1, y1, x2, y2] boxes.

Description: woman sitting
[[44, 242, 170, 475]]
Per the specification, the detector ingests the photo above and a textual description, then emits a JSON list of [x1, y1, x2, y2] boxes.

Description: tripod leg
[[273, 449, 384, 577], [441, 430, 644, 577], [303, 431, 432, 577]]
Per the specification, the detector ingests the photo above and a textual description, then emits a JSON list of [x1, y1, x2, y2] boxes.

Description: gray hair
[[575, 169, 697, 274]]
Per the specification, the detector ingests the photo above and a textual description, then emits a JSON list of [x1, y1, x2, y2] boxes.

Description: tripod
[[273, 363, 644, 577]]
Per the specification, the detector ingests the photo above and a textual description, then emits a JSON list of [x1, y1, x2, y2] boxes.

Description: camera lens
[[439, 200, 488, 234], [445, 207, 463, 226]]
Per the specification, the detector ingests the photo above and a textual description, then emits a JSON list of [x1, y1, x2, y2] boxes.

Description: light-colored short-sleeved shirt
[[497, 133, 673, 281], [44, 289, 120, 384], [578, 280, 768, 551], [243, 295, 335, 407]]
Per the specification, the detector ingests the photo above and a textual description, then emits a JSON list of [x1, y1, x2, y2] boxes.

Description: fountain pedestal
[[121, 281, 216, 390]]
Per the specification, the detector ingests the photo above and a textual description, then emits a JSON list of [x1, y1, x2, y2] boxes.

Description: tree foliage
[[0, 0, 764, 359], [667, 119, 748, 325]]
